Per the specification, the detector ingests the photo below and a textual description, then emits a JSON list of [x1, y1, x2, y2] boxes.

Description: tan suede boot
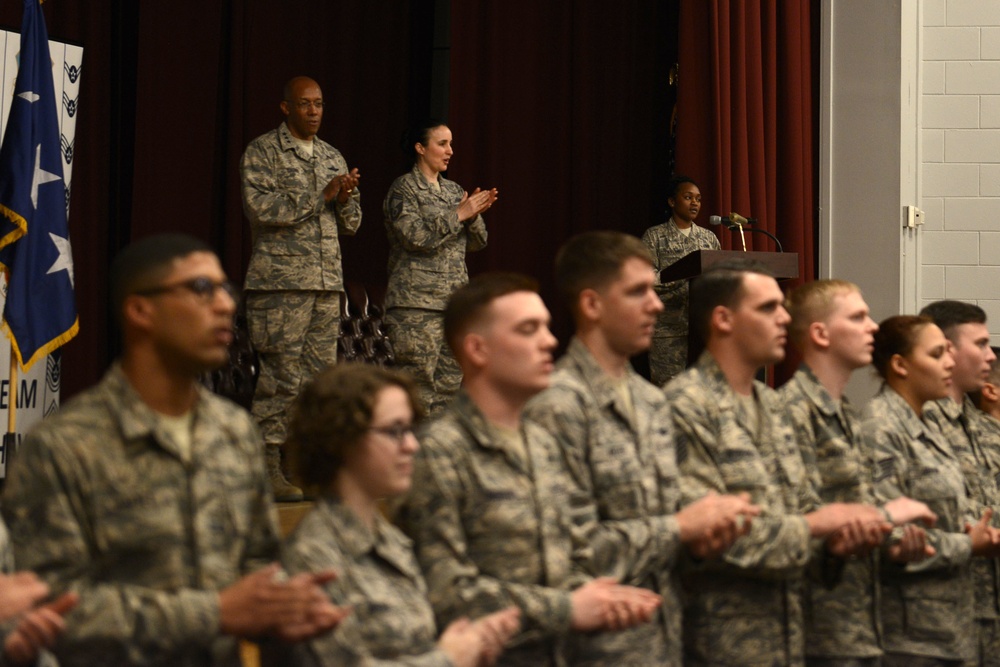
[[265, 445, 303, 502]]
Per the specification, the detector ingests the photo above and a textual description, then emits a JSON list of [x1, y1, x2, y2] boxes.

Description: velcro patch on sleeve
[[875, 456, 895, 482]]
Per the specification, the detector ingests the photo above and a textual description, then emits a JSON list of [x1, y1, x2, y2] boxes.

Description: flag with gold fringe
[[0, 0, 78, 371]]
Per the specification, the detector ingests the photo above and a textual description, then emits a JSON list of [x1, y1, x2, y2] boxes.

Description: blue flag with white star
[[0, 0, 78, 371]]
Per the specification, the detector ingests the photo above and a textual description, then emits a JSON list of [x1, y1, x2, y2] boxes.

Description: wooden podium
[[658, 249, 799, 376], [659, 249, 799, 283]]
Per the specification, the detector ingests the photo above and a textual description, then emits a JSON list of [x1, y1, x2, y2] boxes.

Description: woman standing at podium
[[641, 175, 720, 386]]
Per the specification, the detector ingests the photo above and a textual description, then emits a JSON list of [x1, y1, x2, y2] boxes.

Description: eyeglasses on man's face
[[293, 100, 323, 111], [135, 277, 238, 303]]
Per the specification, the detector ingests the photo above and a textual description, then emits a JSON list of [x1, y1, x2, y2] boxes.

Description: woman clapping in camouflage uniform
[[383, 121, 497, 414]]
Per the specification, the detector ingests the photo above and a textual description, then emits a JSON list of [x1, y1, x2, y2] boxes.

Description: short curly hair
[[286, 363, 423, 493]]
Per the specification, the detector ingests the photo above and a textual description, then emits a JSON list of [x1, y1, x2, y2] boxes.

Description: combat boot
[[265, 444, 304, 502]]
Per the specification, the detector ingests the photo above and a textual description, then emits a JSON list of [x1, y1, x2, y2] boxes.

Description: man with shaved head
[[241, 76, 362, 500]]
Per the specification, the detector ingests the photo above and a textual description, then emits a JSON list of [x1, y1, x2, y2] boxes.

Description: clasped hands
[[820, 497, 938, 562], [677, 491, 761, 559], [0, 570, 79, 665], [219, 563, 349, 642], [324, 168, 361, 204], [966, 508, 1000, 558]]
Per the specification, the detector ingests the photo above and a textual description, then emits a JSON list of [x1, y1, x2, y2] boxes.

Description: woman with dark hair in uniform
[[383, 120, 497, 414]]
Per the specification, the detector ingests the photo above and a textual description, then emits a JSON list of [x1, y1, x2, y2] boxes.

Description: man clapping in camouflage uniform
[[396, 273, 663, 667], [664, 259, 888, 666], [241, 76, 362, 500], [2, 235, 346, 666], [526, 231, 759, 666], [781, 280, 937, 666]]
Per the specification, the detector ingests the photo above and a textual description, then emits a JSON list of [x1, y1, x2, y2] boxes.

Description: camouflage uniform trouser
[[884, 655, 963, 667], [385, 307, 461, 415], [649, 333, 688, 387], [970, 618, 1000, 667], [567, 607, 675, 666], [246, 290, 340, 446]]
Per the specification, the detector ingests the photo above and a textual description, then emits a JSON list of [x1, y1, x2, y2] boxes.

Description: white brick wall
[[981, 164, 1000, 194], [925, 27, 980, 59], [924, 95, 978, 127], [922, 0, 1000, 342], [982, 96, 1000, 126], [946, 0, 1000, 26], [983, 27, 1000, 58], [924, 61, 947, 93], [921, 196, 946, 231], [923, 231, 980, 263], [923, 163, 979, 195], [980, 231, 1000, 262]]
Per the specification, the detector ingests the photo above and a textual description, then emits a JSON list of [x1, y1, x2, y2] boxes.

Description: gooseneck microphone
[[709, 213, 759, 227], [708, 213, 782, 252]]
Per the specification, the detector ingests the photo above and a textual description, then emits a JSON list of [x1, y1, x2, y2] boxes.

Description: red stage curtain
[[677, 0, 815, 271], [677, 0, 816, 381]]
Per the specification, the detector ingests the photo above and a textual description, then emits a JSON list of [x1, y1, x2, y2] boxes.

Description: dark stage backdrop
[[0, 0, 418, 398], [0, 0, 814, 398], [447, 0, 676, 352]]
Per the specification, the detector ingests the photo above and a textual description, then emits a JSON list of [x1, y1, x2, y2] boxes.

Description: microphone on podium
[[708, 212, 782, 252], [709, 213, 758, 227]]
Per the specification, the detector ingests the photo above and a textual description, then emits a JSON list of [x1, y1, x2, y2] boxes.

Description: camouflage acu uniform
[[262, 497, 449, 667], [779, 366, 882, 664], [859, 386, 976, 663], [979, 412, 1000, 470], [525, 337, 683, 666], [923, 396, 1000, 666], [383, 308, 460, 415], [0, 520, 13, 576], [640, 219, 720, 385], [241, 122, 361, 445], [665, 352, 818, 667], [395, 391, 584, 667], [383, 166, 488, 414], [1, 365, 280, 667]]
